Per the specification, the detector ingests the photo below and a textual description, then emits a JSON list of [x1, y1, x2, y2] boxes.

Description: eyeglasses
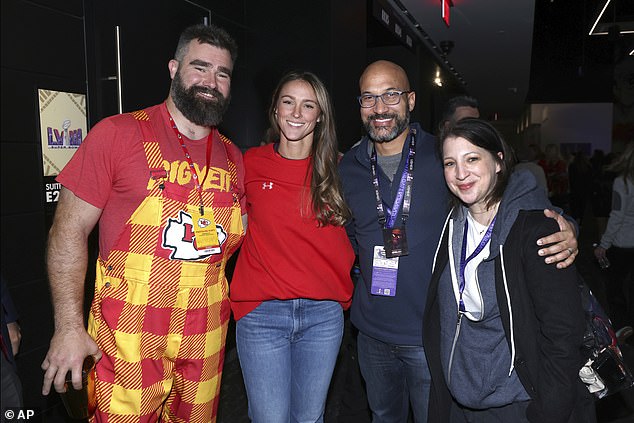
[[357, 90, 411, 108]]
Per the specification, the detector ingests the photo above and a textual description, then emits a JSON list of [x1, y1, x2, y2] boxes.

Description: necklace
[[472, 219, 488, 235], [468, 203, 499, 235]]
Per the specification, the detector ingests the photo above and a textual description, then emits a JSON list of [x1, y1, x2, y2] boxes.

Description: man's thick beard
[[171, 71, 230, 127], [363, 108, 410, 143]]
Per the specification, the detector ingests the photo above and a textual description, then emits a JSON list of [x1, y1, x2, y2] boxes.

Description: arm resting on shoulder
[[41, 187, 103, 395], [536, 209, 579, 269]]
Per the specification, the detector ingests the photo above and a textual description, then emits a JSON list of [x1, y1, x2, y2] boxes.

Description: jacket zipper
[[447, 311, 463, 385]]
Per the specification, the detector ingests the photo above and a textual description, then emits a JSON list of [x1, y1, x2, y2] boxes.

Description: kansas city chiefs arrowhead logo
[[197, 217, 211, 228], [162, 210, 227, 260]]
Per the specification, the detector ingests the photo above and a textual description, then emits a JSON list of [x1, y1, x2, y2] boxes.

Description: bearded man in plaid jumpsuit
[[41, 24, 246, 422]]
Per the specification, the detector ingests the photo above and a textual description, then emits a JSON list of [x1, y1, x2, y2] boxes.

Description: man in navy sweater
[[339, 60, 579, 423]]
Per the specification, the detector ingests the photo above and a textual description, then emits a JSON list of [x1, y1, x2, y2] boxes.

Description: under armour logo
[[262, 182, 274, 189]]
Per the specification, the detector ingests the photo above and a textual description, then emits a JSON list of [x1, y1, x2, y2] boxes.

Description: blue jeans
[[357, 331, 431, 423], [236, 299, 344, 423]]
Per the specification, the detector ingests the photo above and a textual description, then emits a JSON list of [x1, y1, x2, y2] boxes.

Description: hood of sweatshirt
[[452, 168, 556, 258]]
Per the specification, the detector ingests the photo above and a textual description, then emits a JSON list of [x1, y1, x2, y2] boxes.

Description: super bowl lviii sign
[[38, 89, 87, 177]]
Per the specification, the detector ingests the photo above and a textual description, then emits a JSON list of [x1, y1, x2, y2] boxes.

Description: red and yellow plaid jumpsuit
[[87, 110, 244, 422]]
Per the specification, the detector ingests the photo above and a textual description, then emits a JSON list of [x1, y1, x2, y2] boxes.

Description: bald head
[[358, 60, 416, 154], [360, 60, 411, 92]]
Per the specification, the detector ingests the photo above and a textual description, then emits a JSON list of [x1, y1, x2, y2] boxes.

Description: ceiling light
[[589, 0, 611, 35], [591, 29, 634, 35], [434, 69, 443, 87], [589, 0, 614, 36]]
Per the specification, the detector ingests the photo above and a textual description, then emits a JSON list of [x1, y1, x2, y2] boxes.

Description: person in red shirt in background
[[539, 143, 570, 210], [229, 71, 354, 422]]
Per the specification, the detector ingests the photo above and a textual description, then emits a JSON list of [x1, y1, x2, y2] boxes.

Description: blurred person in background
[[514, 143, 548, 197], [539, 143, 570, 211], [438, 95, 480, 134], [568, 151, 593, 225], [594, 142, 634, 339]]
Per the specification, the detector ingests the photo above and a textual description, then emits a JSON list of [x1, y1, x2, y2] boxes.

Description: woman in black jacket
[[423, 119, 595, 422]]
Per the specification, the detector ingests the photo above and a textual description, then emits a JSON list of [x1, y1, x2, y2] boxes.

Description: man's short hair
[[441, 95, 479, 124], [174, 24, 238, 63]]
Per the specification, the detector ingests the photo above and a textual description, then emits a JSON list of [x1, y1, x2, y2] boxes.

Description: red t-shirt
[[57, 103, 245, 259], [230, 144, 355, 320]]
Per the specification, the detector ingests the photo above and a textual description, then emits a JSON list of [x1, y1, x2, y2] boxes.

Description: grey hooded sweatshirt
[[437, 169, 554, 408]]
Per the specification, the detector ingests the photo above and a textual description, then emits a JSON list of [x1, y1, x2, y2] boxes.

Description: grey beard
[[363, 110, 410, 143]]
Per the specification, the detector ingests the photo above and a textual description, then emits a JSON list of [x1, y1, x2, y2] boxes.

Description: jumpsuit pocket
[[160, 180, 190, 203], [128, 180, 189, 227], [95, 251, 152, 298], [95, 261, 124, 297], [179, 260, 216, 288], [210, 191, 244, 236]]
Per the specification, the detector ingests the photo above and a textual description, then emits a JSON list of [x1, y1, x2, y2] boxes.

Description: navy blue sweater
[[340, 123, 449, 345]]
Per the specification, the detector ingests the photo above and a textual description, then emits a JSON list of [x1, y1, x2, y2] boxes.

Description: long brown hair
[[267, 71, 350, 226]]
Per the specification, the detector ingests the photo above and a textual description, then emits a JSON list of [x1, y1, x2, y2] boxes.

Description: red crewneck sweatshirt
[[230, 144, 354, 320]]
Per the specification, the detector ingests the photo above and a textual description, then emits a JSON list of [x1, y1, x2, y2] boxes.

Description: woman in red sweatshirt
[[230, 70, 354, 423]]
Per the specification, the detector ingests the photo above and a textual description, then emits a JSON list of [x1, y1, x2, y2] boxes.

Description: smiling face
[[442, 135, 502, 212], [274, 79, 321, 145], [168, 40, 233, 126], [359, 61, 415, 144]]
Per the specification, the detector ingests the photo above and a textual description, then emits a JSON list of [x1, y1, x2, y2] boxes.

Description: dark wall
[[1, 0, 369, 420], [1, 0, 86, 420], [83, 0, 369, 151], [331, 0, 369, 149], [84, 0, 248, 129]]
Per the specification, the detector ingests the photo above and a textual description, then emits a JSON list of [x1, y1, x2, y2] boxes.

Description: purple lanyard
[[458, 215, 497, 313], [370, 129, 416, 229]]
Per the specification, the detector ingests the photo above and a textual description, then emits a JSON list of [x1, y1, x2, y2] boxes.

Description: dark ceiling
[[528, 0, 633, 106], [391, 0, 634, 122]]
